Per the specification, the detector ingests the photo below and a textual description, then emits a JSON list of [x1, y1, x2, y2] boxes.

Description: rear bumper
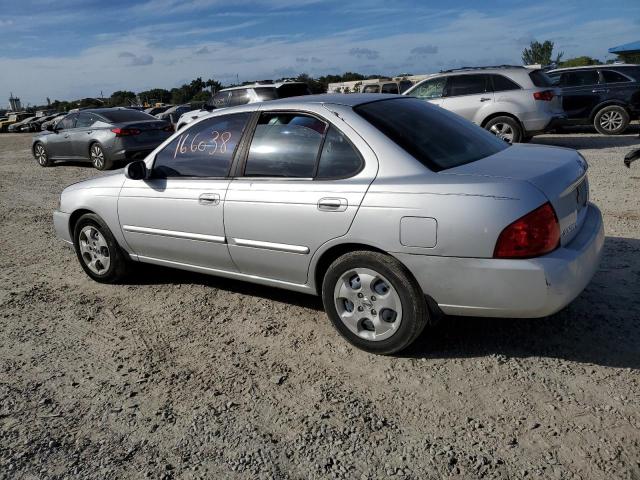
[[524, 114, 567, 135], [53, 210, 73, 245], [395, 203, 604, 318]]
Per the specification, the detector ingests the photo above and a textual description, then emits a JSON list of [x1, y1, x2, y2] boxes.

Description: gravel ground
[[1, 129, 639, 480]]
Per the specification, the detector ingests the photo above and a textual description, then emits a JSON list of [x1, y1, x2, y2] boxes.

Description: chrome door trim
[[122, 225, 226, 244], [232, 238, 310, 254]]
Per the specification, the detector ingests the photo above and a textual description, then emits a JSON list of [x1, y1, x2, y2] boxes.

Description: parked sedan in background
[[32, 108, 173, 170], [41, 114, 66, 132], [546, 64, 640, 135], [404, 66, 565, 143], [8, 116, 37, 132], [0, 112, 31, 132], [52, 94, 603, 354]]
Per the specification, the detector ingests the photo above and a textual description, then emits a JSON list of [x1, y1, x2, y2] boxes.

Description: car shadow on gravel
[[127, 264, 324, 311], [533, 125, 639, 150], [403, 236, 640, 370]]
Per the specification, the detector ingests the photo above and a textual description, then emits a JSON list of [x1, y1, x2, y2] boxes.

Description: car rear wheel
[[90, 143, 113, 170], [33, 142, 51, 167], [594, 106, 629, 135], [73, 213, 130, 283], [322, 251, 429, 355], [484, 116, 523, 144]]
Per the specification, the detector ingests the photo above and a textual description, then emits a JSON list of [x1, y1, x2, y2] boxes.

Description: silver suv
[[176, 81, 310, 130], [403, 66, 565, 143]]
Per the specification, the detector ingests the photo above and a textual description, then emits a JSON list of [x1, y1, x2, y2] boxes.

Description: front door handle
[[480, 97, 491, 102], [199, 193, 220, 205], [592, 88, 608, 93], [318, 197, 347, 212]]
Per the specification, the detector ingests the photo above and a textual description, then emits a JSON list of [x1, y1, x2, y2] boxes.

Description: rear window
[[355, 98, 509, 171], [601, 70, 631, 83], [528, 70, 554, 87], [99, 110, 156, 123], [276, 83, 311, 99]]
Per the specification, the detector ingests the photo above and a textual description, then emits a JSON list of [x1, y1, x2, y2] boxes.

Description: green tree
[[109, 90, 137, 107], [522, 40, 564, 66], [138, 88, 171, 105], [205, 78, 222, 94], [559, 56, 602, 68]]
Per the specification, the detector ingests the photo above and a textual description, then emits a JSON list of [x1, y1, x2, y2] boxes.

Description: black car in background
[[547, 64, 640, 135], [32, 108, 173, 170]]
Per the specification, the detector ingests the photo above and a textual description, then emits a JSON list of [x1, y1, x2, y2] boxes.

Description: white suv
[[176, 81, 310, 130], [403, 66, 565, 143]]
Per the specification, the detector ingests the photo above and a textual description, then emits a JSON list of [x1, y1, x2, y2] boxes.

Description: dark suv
[[547, 64, 640, 135]]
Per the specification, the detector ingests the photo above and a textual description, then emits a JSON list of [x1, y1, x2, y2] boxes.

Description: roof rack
[[439, 65, 526, 73]]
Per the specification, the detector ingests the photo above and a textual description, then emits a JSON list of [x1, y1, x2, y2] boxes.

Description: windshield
[[99, 110, 157, 123], [354, 98, 509, 171]]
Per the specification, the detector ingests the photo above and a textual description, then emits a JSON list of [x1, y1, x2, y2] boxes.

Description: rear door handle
[[480, 97, 492, 102], [318, 197, 347, 212], [198, 193, 220, 205], [592, 88, 608, 93]]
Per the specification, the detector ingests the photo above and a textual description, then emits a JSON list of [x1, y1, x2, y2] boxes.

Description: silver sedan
[[52, 94, 604, 354]]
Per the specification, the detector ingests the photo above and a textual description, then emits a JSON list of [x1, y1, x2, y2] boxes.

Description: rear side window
[[152, 113, 250, 178], [355, 98, 509, 171], [245, 113, 327, 177], [254, 88, 278, 101], [601, 70, 631, 84], [76, 113, 100, 128], [491, 75, 521, 91], [316, 127, 363, 179], [528, 70, 554, 87], [276, 83, 311, 98], [381, 83, 399, 94], [227, 89, 251, 107], [560, 70, 599, 87], [446, 75, 490, 96], [100, 110, 156, 123]]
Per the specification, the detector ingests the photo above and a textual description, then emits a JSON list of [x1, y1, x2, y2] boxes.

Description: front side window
[[355, 98, 509, 171], [601, 70, 631, 84], [560, 70, 599, 87], [446, 74, 490, 97], [56, 114, 77, 130], [410, 77, 446, 99], [152, 113, 250, 178], [244, 113, 327, 178], [213, 91, 230, 108], [381, 83, 399, 94]]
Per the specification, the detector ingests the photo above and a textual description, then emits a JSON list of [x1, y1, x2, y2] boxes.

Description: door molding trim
[[232, 237, 310, 254], [122, 225, 226, 244]]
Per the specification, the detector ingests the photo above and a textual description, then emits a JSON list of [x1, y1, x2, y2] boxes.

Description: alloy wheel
[[599, 111, 623, 132], [34, 144, 47, 166], [91, 145, 105, 169], [333, 268, 402, 342], [489, 123, 514, 143], [78, 225, 110, 275]]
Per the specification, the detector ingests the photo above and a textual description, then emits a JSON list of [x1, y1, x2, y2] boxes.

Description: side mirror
[[125, 160, 148, 180]]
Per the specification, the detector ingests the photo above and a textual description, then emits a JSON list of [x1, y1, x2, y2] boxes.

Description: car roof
[[220, 81, 308, 92], [548, 64, 640, 73]]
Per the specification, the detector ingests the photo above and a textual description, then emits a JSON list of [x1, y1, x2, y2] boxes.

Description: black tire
[[484, 116, 523, 144], [593, 105, 629, 135], [33, 142, 52, 167], [73, 213, 130, 283], [321, 251, 429, 355], [89, 143, 113, 170]]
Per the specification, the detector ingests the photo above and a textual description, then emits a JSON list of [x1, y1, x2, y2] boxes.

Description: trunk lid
[[117, 120, 172, 144], [443, 144, 589, 245]]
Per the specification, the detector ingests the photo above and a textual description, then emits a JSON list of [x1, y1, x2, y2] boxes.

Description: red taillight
[[111, 127, 141, 136], [493, 202, 560, 259], [533, 90, 554, 101]]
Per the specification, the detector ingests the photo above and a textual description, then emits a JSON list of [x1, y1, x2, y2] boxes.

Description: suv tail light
[[494, 202, 560, 259], [111, 127, 141, 136], [533, 90, 555, 101]]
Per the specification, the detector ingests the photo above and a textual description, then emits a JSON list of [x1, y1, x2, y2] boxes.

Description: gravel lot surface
[[1, 129, 639, 480]]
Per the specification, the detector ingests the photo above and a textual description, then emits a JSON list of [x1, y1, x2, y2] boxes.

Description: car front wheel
[[90, 143, 113, 170], [73, 213, 130, 283], [33, 142, 51, 167], [322, 251, 429, 355], [594, 106, 629, 135], [484, 116, 523, 144]]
